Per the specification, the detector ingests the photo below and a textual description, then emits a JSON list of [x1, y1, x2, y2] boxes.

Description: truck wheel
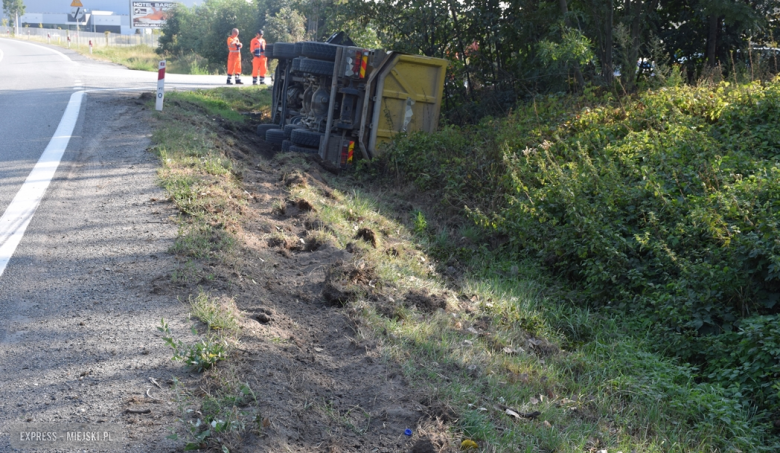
[[266, 129, 286, 145], [294, 41, 310, 57], [290, 144, 319, 154], [301, 42, 339, 61], [284, 124, 304, 138], [257, 124, 278, 137], [265, 43, 274, 59], [281, 140, 293, 152], [273, 42, 296, 59], [299, 58, 335, 76], [291, 128, 324, 148], [291, 57, 303, 73]]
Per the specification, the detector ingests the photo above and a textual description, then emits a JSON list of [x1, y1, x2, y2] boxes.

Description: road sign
[[71, 0, 83, 7], [68, 9, 87, 24]]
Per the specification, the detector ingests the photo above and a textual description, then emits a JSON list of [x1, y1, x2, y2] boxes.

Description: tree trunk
[[622, 0, 647, 91], [447, 0, 473, 98], [602, 0, 614, 84], [707, 15, 719, 67], [558, 0, 586, 90]]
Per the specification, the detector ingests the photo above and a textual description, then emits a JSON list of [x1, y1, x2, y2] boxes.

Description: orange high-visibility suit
[[250, 36, 267, 79], [227, 35, 242, 76]]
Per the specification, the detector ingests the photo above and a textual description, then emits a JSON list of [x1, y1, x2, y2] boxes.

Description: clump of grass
[[170, 366, 261, 452], [190, 289, 240, 335], [158, 318, 230, 373], [170, 223, 236, 260]]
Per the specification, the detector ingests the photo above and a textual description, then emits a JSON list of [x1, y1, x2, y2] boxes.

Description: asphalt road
[[0, 38, 230, 226], [0, 38, 236, 451]]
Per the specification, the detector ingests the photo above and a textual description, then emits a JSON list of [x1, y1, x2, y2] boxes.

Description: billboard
[[131, 1, 174, 28]]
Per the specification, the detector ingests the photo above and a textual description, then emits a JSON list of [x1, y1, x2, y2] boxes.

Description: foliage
[[158, 318, 230, 372], [379, 78, 780, 421], [157, 0, 257, 74], [263, 6, 305, 43], [2, 0, 24, 21], [153, 0, 780, 121], [412, 210, 428, 235], [538, 27, 596, 69]]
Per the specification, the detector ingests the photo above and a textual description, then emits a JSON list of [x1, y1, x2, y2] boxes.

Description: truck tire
[[266, 128, 286, 145], [301, 42, 339, 61], [265, 43, 274, 59], [294, 41, 307, 57], [291, 57, 303, 73], [273, 42, 296, 59], [281, 140, 292, 152], [290, 128, 324, 148], [299, 58, 335, 76], [290, 144, 319, 154], [284, 124, 304, 138], [257, 124, 278, 137]]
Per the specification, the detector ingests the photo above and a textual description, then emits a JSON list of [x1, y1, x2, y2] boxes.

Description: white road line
[[0, 91, 85, 278]]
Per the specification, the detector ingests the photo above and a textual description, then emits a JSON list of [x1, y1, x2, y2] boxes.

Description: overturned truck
[[257, 33, 448, 169]]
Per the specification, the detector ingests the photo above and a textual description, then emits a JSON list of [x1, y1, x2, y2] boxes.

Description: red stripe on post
[[158, 68, 165, 80]]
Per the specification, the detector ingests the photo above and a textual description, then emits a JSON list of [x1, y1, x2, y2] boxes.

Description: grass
[[84, 44, 161, 71], [146, 85, 777, 451], [189, 289, 241, 335], [287, 170, 774, 451], [149, 87, 271, 265], [169, 365, 261, 451]]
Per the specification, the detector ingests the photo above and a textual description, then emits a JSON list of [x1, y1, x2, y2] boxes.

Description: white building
[[3, 0, 200, 35]]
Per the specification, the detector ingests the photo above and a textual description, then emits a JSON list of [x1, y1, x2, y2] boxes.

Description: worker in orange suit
[[226, 28, 243, 85], [250, 30, 267, 85]]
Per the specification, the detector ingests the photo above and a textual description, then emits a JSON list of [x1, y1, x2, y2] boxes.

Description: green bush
[[380, 78, 780, 414]]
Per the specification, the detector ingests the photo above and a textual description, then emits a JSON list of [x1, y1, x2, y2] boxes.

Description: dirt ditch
[[158, 112, 457, 452]]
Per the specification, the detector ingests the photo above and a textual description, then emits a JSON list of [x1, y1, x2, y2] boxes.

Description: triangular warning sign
[[71, 0, 83, 7]]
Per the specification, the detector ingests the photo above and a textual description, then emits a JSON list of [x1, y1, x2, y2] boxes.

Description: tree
[[158, 0, 257, 73], [264, 6, 305, 43], [655, 0, 777, 76], [2, 0, 25, 34]]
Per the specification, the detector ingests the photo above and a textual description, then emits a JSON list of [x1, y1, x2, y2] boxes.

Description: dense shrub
[[380, 78, 780, 414]]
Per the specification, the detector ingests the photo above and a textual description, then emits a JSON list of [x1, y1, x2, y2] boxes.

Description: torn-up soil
[[160, 119, 457, 451], [404, 289, 448, 314]]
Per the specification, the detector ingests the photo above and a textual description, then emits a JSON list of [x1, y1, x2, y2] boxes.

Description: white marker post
[[156, 60, 166, 111]]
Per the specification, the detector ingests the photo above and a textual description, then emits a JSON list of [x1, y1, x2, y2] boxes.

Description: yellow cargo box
[[359, 53, 448, 159]]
